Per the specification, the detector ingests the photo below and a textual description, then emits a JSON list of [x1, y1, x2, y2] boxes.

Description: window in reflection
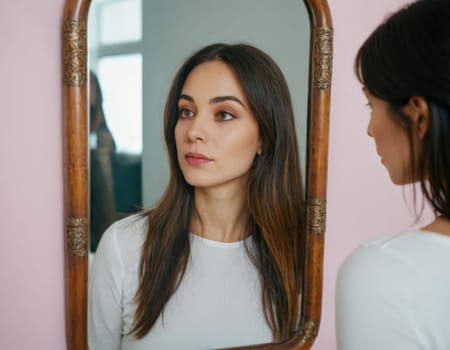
[[98, 54, 143, 154], [99, 0, 142, 45]]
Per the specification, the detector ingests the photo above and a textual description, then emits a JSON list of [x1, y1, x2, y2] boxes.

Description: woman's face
[[364, 89, 413, 185], [175, 60, 261, 192]]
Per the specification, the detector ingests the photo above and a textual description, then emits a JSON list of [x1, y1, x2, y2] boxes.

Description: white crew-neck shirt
[[88, 215, 273, 350], [336, 230, 450, 350]]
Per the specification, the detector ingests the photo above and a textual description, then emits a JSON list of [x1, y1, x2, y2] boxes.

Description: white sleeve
[[335, 244, 423, 350], [88, 223, 124, 350]]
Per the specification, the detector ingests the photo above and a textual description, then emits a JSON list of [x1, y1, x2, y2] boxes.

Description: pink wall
[[0, 0, 417, 349], [315, 0, 427, 349], [0, 0, 66, 349]]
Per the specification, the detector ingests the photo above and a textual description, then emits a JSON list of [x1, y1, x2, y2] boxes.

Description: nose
[[367, 118, 374, 138], [187, 114, 208, 143]]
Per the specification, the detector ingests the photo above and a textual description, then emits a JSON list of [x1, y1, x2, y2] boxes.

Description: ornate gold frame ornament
[[66, 217, 88, 257], [308, 199, 326, 235], [297, 320, 320, 343], [313, 26, 333, 90], [63, 19, 88, 86]]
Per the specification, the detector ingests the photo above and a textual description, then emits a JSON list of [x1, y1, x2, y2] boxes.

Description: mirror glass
[[87, 0, 310, 259]]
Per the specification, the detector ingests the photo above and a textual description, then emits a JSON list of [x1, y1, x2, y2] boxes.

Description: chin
[[182, 175, 213, 188], [388, 173, 410, 186], [390, 178, 404, 186]]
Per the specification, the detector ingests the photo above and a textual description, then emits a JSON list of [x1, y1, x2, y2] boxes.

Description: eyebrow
[[178, 94, 247, 110]]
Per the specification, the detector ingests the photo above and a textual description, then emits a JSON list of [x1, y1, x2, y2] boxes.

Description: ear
[[256, 137, 262, 156], [403, 96, 430, 139]]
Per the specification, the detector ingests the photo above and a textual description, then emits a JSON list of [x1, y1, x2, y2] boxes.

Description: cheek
[[371, 118, 393, 150], [174, 123, 183, 147], [235, 128, 259, 152], [379, 131, 412, 183], [218, 133, 257, 170], [174, 124, 185, 163], [235, 134, 260, 166]]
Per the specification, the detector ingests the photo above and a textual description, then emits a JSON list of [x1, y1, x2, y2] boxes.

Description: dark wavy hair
[[355, 0, 450, 219], [132, 43, 305, 341]]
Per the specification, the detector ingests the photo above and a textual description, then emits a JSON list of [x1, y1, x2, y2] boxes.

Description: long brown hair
[[132, 43, 305, 341]]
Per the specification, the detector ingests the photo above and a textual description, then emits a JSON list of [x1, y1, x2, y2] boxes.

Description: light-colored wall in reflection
[[0, 1, 415, 349], [142, 0, 309, 206]]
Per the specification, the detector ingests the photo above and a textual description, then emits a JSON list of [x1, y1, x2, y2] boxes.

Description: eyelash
[[365, 102, 373, 110], [178, 108, 194, 119], [217, 111, 235, 121], [177, 108, 236, 121]]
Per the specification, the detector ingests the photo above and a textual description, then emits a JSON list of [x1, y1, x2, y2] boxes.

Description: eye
[[178, 108, 194, 119], [365, 102, 373, 110], [217, 111, 235, 121]]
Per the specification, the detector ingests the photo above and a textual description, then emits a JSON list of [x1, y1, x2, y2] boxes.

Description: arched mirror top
[[62, 1, 332, 349]]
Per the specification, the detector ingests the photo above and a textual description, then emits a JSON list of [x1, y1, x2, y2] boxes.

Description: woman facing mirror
[[88, 43, 305, 349], [336, 0, 450, 349]]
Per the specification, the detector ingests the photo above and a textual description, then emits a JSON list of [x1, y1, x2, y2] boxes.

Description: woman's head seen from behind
[[355, 0, 450, 219]]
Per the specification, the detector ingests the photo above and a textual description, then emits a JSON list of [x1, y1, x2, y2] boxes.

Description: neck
[[422, 215, 450, 237], [190, 186, 249, 242]]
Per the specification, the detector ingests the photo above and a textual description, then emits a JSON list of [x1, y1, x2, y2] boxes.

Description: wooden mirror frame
[[62, 1, 332, 349]]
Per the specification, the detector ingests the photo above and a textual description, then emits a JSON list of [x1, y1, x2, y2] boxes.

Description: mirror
[[62, 0, 332, 348], [87, 0, 311, 254]]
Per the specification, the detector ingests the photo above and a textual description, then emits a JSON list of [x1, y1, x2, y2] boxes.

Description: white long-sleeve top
[[336, 230, 450, 350], [88, 215, 273, 350]]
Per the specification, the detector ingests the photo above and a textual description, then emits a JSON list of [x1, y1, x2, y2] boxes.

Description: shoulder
[[337, 231, 422, 297], [93, 213, 148, 270], [336, 230, 450, 350], [99, 213, 147, 248], [340, 230, 450, 278], [337, 229, 450, 306]]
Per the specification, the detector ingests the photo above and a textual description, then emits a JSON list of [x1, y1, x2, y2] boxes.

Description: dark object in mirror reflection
[[90, 151, 142, 252]]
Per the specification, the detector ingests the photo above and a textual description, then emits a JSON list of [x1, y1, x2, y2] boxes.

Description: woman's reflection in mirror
[[336, 1, 450, 349], [89, 70, 117, 252], [88, 43, 305, 349]]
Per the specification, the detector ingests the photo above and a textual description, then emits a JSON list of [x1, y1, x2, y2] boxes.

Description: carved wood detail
[[66, 217, 88, 257], [296, 320, 320, 343], [313, 27, 333, 90], [63, 19, 87, 86], [308, 199, 326, 235]]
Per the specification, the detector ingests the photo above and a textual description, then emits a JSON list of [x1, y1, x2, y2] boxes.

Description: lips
[[185, 152, 211, 165]]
